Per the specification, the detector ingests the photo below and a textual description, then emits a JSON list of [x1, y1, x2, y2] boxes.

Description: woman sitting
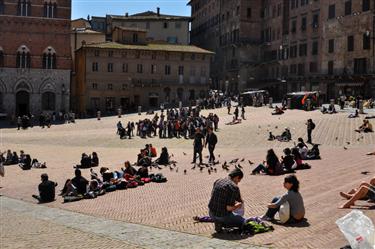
[[281, 148, 295, 173], [291, 148, 303, 169], [91, 152, 99, 167], [348, 109, 359, 118], [296, 142, 308, 160], [355, 119, 373, 133], [339, 177, 375, 208], [276, 128, 292, 142], [262, 175, 305, 223], [76, 153, 92, 169], [251, 149, 283, 175], [272, 106, 284, 115], [306, 144, 321, 160], [123, 161, 137, 176], [155, 147, 170, 165], [19, 154, 32, 170]]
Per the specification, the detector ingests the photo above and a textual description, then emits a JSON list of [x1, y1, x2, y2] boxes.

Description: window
[[42, 92, 55, 111], [151, 64, 156, 74], [363, 33, 371, 50], [18, 0, 31, 16], [312, 13, 319, 29], [137, 64, 143, 73], [328, 39, 334, 53], [44, 2, 57, 18], [277, 4, 281, 16], [354, 58, 367, 74], [42, 52, 56, 69], [328, 4, 335, 19], [290, 45, 298, 58], [165, 65, 171, 75], [347, 35, 354, 51], [247, 8, 251, 18], [291, 20, 297, 33], [310, 62, 318, 73], [345, 1, 352, 16], [301, 16, 307, 31], [122, 63, 128, 72], [16, 51, 31, 68], [312, 41, 318, 55], [92, 62, 98, 72], [328, 61, 334, 75], [108, 51, 113, 57], [299, 43, 307, 56], [298, 63, 305, 75], [107, 84, 113, 90], [362, 0, 370, 11], [163, 22, 168, 29], [105, 97, 115, 111], [290, 64, 297, 74], [94, 50, 100, 57], [132, 33, 138, 43], [107, 63, 113, 72], [178, 66, 184, 75], [92, 83, 98, 89], [151, 52, 156, 60], [175, 22, 181, 29]]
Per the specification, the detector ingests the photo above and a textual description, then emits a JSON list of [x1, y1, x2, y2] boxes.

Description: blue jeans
[[265, 197, 280, 219], [209, 211, 245, 228]]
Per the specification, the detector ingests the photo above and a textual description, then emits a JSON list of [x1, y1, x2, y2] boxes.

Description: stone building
[[190, 0, 375, 99], [90, 8, 190, 45], [72, 27, 213, 115], [0, 0, 71, 116]]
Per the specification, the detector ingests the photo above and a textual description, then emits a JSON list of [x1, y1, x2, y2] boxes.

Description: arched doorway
[[16, 91, 30, 115]]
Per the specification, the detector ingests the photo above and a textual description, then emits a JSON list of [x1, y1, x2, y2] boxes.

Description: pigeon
[[210, 166, 213, 171], [346, 142, 350, 145], [176, 168, 178, 173], [230, 158, 239, 164], [223, 161, 227, 166], [258, 125, 261, 129], [169, 166, 173, 171], [335, 137, 338, 140], [357, 138, 360, 141], [275, 126, 278, 129], [172, 163, 176, 167], [218, 154, 221, 158], [248, 160, 254, 165], [184, 169, 187, 174], [191, 165, 196, 170], [171, 154, 174, 157], [205, 155, 209, 159], [344, 147, 348, 150], [240, 158, 245, 162], [208, 169, 211, 175], [214, 168, 217, 173], [183, 152, 187, 156], [200, 167, 204, 172], [361, 171, 370, 175], [237, 164, 243, 169]]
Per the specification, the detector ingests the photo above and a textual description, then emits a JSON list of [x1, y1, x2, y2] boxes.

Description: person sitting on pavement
[[77, 153, 92, 169], [32, 173, 57, 203], [251, 149, 282, 175], [268, 132, 276, 141], [339, 177, 375, 209], [348, 109, 359, 118], [297, 142, 308, 160], [91, 152, 99, 167], [262, 175, 305, 223], [71, 169, 89, 195], [281, 148, 295, 173], [355, 119, 373, 133], [19, 154, 32, 170], [276, 128, 292, 142], [155, 147, 170, 165], [137, 149, 152, 166], [123, 161, 137, 176], [272, 105, 284, 115], [306, 144, 321, 160], [208, 168, 245, 232], [327, 104, 337, 114]]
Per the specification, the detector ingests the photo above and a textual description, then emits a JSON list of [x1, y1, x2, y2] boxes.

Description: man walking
[[205, 127, 218, 164], [192, 128, 205, 165], [208, 168, 245, 232], [306, 119, 315, 144]]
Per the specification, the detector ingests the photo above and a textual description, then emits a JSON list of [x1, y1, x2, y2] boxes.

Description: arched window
[[42, 92, 55, 110], [44, 1, 56, 18], [16, 45, 31, 68], [18, 0, 31, 16], [42, 47, 56, 69]]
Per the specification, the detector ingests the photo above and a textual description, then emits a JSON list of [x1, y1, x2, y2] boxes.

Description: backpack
[[311, 122, 316, 130]]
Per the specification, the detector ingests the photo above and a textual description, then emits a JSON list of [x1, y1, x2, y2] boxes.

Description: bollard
[[97, 111, 101, 120], [269, 97, 273, 108], [138, 106, 142, 115], [359, 100, 364, 114], [117, 108, 122, 118], [287, 98, 292, 109], [253, 96, 257, 107], [306, 98, 312, 111]]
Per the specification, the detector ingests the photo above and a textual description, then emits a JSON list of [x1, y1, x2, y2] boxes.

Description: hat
[[229, 168, 244, 178]]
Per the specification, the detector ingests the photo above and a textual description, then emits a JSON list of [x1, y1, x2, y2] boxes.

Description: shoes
[[261, 215, 273, 221]]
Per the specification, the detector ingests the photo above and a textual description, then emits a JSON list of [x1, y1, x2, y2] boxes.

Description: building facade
[[72, 28, 213, 116], [190, 0, 375, 99], [0, 0, 71, 116], [90, 8, 190, 45]]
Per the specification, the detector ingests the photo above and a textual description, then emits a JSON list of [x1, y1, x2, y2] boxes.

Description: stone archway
[[16, 91, 30, 116]]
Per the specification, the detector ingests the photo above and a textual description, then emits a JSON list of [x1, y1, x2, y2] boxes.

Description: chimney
[[157, 7, 160, 16], [125, 12, 128, 17]]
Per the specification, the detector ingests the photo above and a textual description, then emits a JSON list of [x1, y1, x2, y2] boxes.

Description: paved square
[[1, 106, 374, 249]]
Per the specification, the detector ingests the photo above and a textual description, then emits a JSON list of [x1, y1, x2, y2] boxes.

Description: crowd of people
[[0, 149, 46, 170], [15, 112, 76, 130]]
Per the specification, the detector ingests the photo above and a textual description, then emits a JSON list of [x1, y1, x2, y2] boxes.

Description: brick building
[[72, 27, 213, 116], [0, 0, 71, 116], [190, 0, 375, 100]]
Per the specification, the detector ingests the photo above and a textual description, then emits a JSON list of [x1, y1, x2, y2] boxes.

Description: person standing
[[208, 168, 245, 232], [227, 100, 231, 114], [192, 128, 205, 165], [32, 173, 57, 203], [234, 106, 239, 120], [241, 106, 246, 120], [17, 116, 22, 130], [306, 119, 315, 144], [205, 127, 218, 164]]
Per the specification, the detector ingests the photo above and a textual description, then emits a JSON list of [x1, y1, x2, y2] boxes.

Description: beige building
[[71, 28, 105, 66], [72, 28, 213, 116], [91, 8, 190, 45]]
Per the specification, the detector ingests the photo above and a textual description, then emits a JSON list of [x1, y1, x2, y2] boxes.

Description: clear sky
[[72, 0, 191, 19]]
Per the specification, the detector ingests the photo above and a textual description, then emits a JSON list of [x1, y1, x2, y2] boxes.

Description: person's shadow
[[212, 228, 253, 240], [271, 218, 310, 228]]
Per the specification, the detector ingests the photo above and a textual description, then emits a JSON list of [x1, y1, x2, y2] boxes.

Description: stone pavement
[[1, 196, 263, 249], [1, 106, 375, 248]]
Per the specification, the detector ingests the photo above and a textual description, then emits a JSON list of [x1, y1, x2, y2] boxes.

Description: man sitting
[[71, 169, 89, 195], [275, 128, 292, 142], [355, 119, 373, 133], [208, 168, 245, 232], [32, 173, 57, 203]]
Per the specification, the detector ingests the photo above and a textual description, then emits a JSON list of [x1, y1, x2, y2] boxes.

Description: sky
[[72, 0, 191, 20]]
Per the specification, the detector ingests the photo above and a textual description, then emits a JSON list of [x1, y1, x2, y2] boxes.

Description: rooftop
[[83, 42, 214, 54], [108, 11, 190, 21]]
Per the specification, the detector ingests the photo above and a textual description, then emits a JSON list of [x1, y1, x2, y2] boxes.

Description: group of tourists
[[15, 112, 76, 130], [0, 149, 46, 170], [75, 152, 99, 169]]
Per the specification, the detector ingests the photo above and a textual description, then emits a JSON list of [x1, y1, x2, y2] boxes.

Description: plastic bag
[[278, 201, 290, 224], [336, 210, 375, 249]]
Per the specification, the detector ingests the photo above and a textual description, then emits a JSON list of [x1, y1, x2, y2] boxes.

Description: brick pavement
[[0, 106, 374, 249]]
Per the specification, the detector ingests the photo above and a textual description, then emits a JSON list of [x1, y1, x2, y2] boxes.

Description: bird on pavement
[[248, 160, 254, 165], [240, 158, 245, 162]]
